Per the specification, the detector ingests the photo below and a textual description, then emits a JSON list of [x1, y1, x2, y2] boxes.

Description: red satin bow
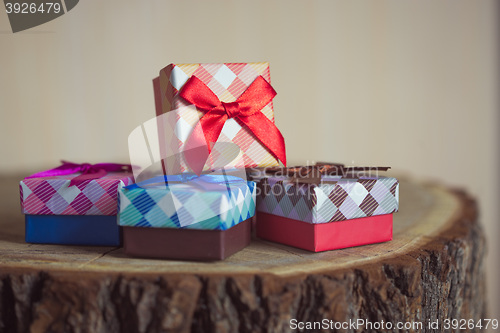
[[179, 75, 286, 174]]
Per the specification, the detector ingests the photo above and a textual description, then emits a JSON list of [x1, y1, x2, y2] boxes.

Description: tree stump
[[0, 176, 487, 333]]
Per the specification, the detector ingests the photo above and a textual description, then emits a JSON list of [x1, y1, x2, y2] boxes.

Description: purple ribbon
[[25, 160, 132, 187]]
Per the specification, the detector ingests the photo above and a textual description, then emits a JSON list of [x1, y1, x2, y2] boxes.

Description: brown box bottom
[[123, 218, 251, 261]]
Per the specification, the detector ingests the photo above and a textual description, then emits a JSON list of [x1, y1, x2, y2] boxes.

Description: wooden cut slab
[[0, 176, 486, 332]]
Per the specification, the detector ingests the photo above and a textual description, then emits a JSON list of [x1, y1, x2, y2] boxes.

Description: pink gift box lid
[[20, 172, 134, 216]]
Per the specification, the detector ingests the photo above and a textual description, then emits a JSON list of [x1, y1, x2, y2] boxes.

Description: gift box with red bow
[[152, 62, 286, 175], [19, 161, 134, 246], [248, 163, 399, 252]]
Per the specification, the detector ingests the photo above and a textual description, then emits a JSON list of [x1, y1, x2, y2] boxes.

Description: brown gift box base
[[123, 218, 251, 261]]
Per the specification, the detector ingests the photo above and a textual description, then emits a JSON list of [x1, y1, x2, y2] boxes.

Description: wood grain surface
[[0, 176, 487, 333]]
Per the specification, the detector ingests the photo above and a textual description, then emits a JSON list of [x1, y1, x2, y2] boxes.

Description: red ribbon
[[25, 161, 132, 187], [179, 75, 286, 174]]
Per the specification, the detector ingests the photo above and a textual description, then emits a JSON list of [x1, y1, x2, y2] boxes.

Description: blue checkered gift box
[[118, 174, 256, 230]]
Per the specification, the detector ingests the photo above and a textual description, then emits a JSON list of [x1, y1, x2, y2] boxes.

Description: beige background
[[1, 0, 498, 320]]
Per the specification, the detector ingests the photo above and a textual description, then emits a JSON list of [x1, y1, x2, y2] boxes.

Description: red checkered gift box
[[152, 62, 286, 174]]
